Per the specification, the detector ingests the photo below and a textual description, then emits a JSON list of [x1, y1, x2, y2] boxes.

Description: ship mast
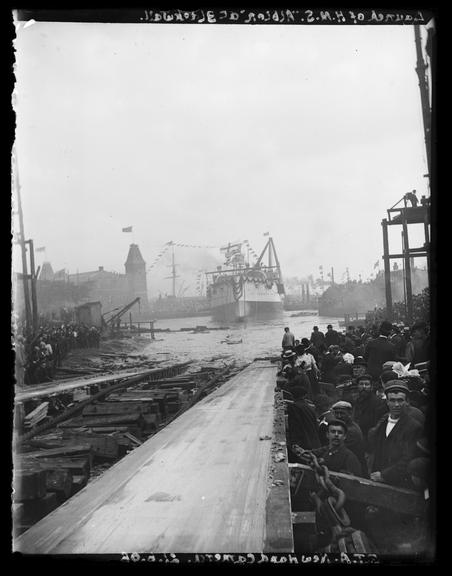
[[165, 242, 179, 297], [255, 235, 284, 288]]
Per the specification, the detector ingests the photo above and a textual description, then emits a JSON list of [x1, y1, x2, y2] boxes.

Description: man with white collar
[[367, 382, 423, 487]]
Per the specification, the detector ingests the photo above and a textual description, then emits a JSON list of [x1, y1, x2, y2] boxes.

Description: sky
[[12, 17, 431, 297]]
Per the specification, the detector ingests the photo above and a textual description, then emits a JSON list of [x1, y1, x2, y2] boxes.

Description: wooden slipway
[[15, 364, 190, 402], [15, 361, 293, 554]]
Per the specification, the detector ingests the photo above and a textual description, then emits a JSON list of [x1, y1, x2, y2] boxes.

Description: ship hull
[[211, 300, 283, 322], [208, 279, 283, 322]]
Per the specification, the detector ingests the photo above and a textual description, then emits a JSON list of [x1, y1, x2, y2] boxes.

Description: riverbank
[[43, 334, 155, 382]]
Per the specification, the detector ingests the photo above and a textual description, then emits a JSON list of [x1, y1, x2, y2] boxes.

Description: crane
[[101, 297, 141, 332]]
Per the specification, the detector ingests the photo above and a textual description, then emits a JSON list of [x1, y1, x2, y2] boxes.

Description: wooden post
[[13, 151, 33, 337], [129, 312, 132, 329], [402, 213, 414, 324], [424, 209, 430, 278], [381, 219, 392, 321], [414, 25, 431, 179], [26, 239, 39, 336], [150, 321, 155, 340]]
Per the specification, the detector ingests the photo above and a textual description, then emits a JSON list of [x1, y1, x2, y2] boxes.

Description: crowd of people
[[367, 287, 430, 326], [280, 320, 432, 553], [15, 321, 101, 386]]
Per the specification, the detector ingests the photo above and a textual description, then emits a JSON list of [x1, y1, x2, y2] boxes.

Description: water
[[141, 312, 343, 369]]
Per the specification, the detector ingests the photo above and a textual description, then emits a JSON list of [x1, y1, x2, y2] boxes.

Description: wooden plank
[[24, 402, 49, 427], [150, 381, 196, 389], [20, 456, 91, 478], [15, 369, 157, 402], [15, 363, 192, 402], [18, 445, 92, 459], [14, 362, 285, 554], [123, 432, 143, 446], [82, 402, 147, 416], [289, 463, 426, 516], [60, 433, 119, 459], [263, 389, 294, 553], [58, 414, 143, 428]]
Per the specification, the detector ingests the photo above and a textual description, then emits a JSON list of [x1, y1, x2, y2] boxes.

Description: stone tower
[[124, 244, 148, 308]]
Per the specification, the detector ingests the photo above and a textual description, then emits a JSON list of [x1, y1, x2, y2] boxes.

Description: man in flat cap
[[318, 399, 368, 476], [331, 400, 368, 477], [368, 381, 423, 487], [388, 379, 425, 427], [312, 419, 362, 477]]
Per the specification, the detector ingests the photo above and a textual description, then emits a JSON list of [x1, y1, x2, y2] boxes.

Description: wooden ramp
[[14, 361, 293, 554], [15, 363, 190, 402]]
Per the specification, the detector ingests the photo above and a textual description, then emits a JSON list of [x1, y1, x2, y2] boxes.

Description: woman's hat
[[282, 350, 296, 358]]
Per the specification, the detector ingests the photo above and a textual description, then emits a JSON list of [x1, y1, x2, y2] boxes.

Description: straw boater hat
[[282, 350, 296, 359]]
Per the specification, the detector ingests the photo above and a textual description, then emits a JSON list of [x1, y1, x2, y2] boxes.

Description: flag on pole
[[263, 232, 270, 236], [122, 226, 133, 233], [373, 260, 380, 269], [36, 246, 46, 252]]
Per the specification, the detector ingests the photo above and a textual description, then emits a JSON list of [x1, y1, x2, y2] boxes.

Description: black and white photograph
[[11, 8, 435, 563]]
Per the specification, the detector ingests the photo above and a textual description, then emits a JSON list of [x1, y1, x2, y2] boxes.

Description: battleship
[[206, 236, 285, 322]]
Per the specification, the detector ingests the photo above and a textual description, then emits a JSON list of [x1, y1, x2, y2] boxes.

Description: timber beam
[[289, 464, 426, 517]]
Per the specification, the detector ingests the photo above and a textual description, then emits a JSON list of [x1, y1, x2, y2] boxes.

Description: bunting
[[147, 241, 218, 273]]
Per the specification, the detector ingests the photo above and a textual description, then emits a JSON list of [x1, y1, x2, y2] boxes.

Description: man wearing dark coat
[[312, 419, 362, 476], [353, 373, 387, 447], [321, 345, 342, 384], [286, 386, 321, 453], [364, 321, 397, 380], [324, 324, 341, 348], [319, 400, 368, 477], [310, 326, 326, 353], [368, 382, 423, 487]]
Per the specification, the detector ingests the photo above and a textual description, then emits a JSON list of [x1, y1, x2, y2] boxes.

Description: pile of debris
[[52, 338, 158, 380], [13, 363, 238, 536]]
